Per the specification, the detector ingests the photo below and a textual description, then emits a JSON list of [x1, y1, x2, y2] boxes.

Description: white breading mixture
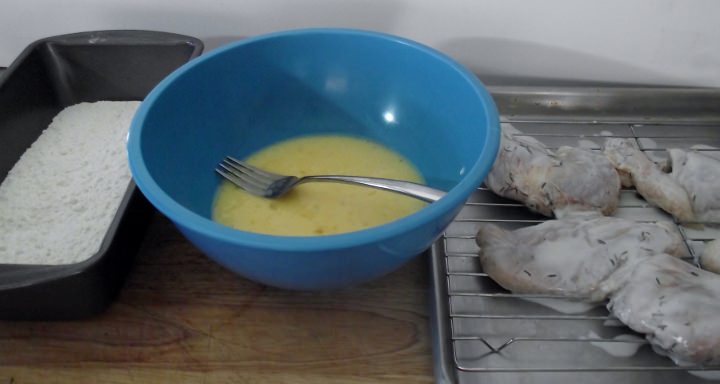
[[0, 101, 140, 264]]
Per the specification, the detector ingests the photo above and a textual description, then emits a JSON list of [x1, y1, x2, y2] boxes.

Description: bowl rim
[[127, 27, 500, 252]]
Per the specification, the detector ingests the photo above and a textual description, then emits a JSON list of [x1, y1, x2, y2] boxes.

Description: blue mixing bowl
[[127, 28, 500, 290]]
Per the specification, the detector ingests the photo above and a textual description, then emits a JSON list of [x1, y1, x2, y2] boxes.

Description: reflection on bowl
[[127, 28, 500, 290]]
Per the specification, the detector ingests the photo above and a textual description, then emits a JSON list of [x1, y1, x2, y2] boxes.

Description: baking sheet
[[429, 86, 720, 384]]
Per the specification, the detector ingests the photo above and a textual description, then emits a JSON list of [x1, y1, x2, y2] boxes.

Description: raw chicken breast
[[548, 146, 622, 217], [606, 254, 720, 366], [486, 126, 620, 217], [475, 212, 686, 301], [604, 138, 695, 223], [484, 127, 554, 215], [668, 148, 720, 223]]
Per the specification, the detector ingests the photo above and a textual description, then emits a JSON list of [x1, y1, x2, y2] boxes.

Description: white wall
[[2, 0, 719, 87]]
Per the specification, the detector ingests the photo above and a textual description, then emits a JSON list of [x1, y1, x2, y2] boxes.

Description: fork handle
[[298, 175, 445, 203]]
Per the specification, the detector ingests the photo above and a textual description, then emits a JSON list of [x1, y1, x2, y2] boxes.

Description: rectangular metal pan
[[0, 30, 203, 320]]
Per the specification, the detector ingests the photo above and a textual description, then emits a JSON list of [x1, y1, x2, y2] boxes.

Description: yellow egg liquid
[[212, 134, 426, 236]]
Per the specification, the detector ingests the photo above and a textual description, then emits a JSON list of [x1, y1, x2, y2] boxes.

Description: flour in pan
[[0, 101, 140, 264]]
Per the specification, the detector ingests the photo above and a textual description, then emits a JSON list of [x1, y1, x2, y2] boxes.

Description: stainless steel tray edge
[[429, 243, 457, 384], [487, 85, 720, 123]]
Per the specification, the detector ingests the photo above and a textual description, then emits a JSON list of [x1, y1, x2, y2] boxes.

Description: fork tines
[[215, 156, 279, 196]]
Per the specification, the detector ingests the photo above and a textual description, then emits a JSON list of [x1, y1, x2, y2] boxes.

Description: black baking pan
[[0, 30, 203, 320]]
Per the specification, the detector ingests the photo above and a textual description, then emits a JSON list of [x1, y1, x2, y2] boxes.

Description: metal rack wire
[[436, 121, 720, 383]]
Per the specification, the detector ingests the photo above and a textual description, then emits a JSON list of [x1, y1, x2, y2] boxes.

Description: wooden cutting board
[[0, 213, 433, 383]]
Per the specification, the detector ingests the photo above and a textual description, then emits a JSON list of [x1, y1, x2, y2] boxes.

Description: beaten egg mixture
[[212, 135, 425, 236]]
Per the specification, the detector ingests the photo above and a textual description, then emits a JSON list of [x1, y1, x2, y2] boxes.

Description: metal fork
[[215, 156, 445, 203]]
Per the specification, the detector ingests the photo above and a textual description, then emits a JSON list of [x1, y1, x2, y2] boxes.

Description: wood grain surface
[[0, 214, 434, 383]]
